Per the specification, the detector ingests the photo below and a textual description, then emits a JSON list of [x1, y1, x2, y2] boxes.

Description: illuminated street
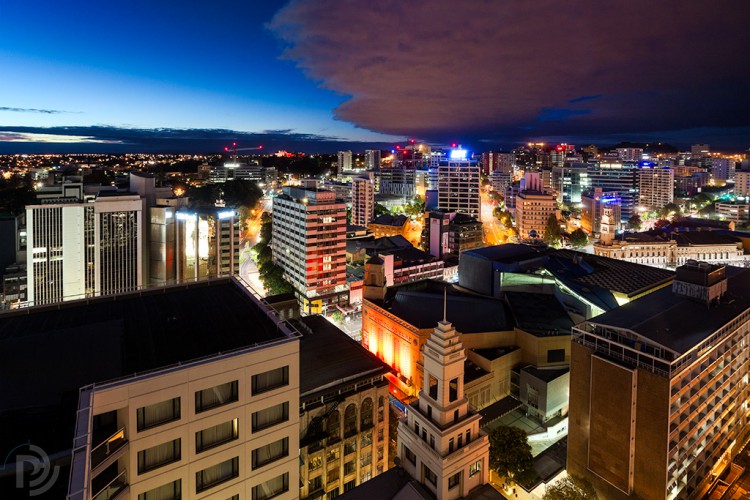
[[481, 189, 507, 246]]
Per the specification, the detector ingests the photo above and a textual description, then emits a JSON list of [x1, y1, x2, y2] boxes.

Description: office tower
[[351, 175, 375, 226], [515, 173, 557, 240], [365, 149, 381, 170], [272, 181, 347, 313], [338, 150, 353, 174], [551, 163, 590, 205], [437, 151, 481, 220], [691, 143, 710, 157], [615, 148, 644, 162], [378, 168, 416, 198], [580, 188, 622, 235], [480, 151, 514, 175], [175, 206, 240, 282], [421, 211, 483, 259], [396, 310, 490, 499], [26, 190, 143, 305], [568, 262, 750, 499], [711, 157, 736, 182], [586, 160, 639, 223], [735, 170, 750, 198], [0, 277, 300, 500], [638, 162, 674, 211], [208, 160, 266, 184], [489, 170, 512, 193]]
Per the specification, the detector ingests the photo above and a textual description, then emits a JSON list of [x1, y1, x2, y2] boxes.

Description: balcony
[[92, 469, 128, 500], [91, 427, 128, 477]]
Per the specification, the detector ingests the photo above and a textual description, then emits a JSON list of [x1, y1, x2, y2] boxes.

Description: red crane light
[[224, 147, 229, 151]]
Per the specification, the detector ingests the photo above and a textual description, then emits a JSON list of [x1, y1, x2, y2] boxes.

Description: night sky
[[1, 0, 748, 153]]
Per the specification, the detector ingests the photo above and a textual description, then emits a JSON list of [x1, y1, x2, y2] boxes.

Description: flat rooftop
[[586, 266, 750, 355], [0, 278, 289, 459], [504, 292, 574, 336], [295, 315, 391, 399]]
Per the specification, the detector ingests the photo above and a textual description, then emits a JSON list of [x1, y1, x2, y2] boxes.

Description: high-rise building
[[421, 211, 483, 259], [480, 151, 514, 175], [551, 163, 589, 205], [338, 150, 353, 174], [437, 151, 481, 220], [515, 173, 557, 240], [26, 189, 143, 306], [615, 148, 644, 162], [735, 170, 750, 198], [711, 157, 736, 182], [489, 170, 512, 194], [272, 181, 348, 314], [175, 206, 240, 282], [396, 305, 490, 499], [586, 160, 639, 223], [364, 149, 381, 170], [351, 175, 375, 227], [638, 162, 674, 211], [568, 262, 750, 499], [378, 168, 416, 198], [580, 188, 622, 235]]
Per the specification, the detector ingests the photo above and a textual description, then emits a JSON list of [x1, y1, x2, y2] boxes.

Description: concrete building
[[351, 175, 375, 227], [368, 214, 409, 239], [551, 163, 589, 205], [26, 190, 143, 306], [489, 170, 512, 194], [364, 150, 381, 171], [378, 168, 416, 198], [480, 152, 514, 175], [421, 211, 483, 259], [716, 201, 750, 222], [515, 173, 557, 240], [580, 188, 621, 235], [567, 262, 750, 499], [735, 170, 750, 198], [615, 148, 644, 162], [638, 162, 674, 211], [272, 181, 348, 314], [586, 160, 639, 223], [437, 157, 481, 220], [691, 143, 710, 156], [337, 151, 353, 175], [296, 315, 391, 499], [0, 277, 301, 500], [711, 157, 736, 182], [396, 307, 491, 500], [175, 206, 241, 282], [208, 161, 269, 184]]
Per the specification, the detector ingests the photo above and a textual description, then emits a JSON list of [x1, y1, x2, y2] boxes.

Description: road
[[238, 196, 273, 297], [481, 189, 507, 246]]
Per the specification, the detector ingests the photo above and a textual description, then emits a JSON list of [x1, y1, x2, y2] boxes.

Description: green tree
[[628, 214, 642, 231], [543, 475, 598, 500], [543, 213, 562, 247], [659, 202, 681, 218], [488, 425, 536, 486], [259, 263, 294, 295], [374, 203, 390, 217], [568, 228, 589, 248]]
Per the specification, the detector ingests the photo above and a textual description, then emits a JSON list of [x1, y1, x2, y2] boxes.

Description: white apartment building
[[711, 158, 736, 182], [735, 170, 750, 198], [638, 164, 674, 211], [351, 176, 375, 227], [437, 160, 481, 220], [26, 192, 143, 305], [272, 181, 347, 314], [337, 151, 353, 174], [364, 150, 381, 171]]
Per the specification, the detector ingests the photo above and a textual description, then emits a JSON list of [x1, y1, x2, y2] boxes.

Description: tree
[[374, 203, 390, 217], [659, 202, 681, 219], [568, 228, 589, 248], [488, 425, 536, 486], [653, 218, 671, 229], [543, 213, 562, 247], [259, 263, 294, 295], [628, 214, 642, 231], [543, 475, 598, 500]]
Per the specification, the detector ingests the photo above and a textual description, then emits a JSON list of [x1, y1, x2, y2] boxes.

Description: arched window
[[361, 398, 373, 429], [327, 410, 340, 441], [344, 404, 357, 437]]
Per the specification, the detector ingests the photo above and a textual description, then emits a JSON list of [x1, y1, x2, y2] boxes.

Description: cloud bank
[[269, 0, 750, 146]]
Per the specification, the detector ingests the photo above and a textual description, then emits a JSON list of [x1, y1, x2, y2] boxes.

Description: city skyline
[[1, 0, 749, 153]]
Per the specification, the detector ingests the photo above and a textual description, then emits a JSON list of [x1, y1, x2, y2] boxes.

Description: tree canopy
[[543, 475, 598, 500], [488, 425, 536, 486], [628, 214, 642, 231], [568, 228, 589, 248], [253, 217, 294, 295], [543, 213, 562, 247]]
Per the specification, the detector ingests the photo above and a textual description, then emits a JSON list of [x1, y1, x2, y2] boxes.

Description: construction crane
[[223, 143, 263, 162]]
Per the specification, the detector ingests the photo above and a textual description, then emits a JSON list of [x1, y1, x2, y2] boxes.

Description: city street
[[481, 189, 507, 246]]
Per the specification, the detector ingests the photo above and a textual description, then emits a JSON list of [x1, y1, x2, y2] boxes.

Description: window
[[327, 489, 340, 500], [327, 447, 340, 462], [344, 460, 356, 475], [344, 439, 357, 455], [344, 480, 356, 492], [138, 438, 181, 474], [449, 472, 461, 489], [378, 396, 385, 423], [449, 438, 454, 453], [327, 468, 339, 483], [429, 435, 435, 450], [424, 465, 437, 486], [361, 432, 372, 448], [252, 437, 289, 470], [309, 454, 323, 472], [361, 398, 373, 429], [360, 451, 372, 467], [252, 402, 289, 432], [252, 366, 289, 395], [466, 429, 471, 443], [196, 456, 239, 493], [428, 374, 438, 399], [547, 348, 565, 363], [469, 460, 482, 477], [137, 397, 180, 431], [404, 446, 417, 465], [361, 470, 372, 483], [195, 381, 238, 413], [196, 419, 239, 453], [253, 472, 289, 500], [449, 377, 458, 402], [327, 411, 341, 441], [138, 479, 181, 500], [344, 404, 357, 436], [308, 475, 323, 492]]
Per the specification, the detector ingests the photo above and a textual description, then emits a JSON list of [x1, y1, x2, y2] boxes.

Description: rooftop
[[521, 365, 569, 383], [585, 265, 750, 355], [504, 292, 574, 336], [371, 213, 409, 226], [472, 345, 520, 361], [462, 243, 542, 264]]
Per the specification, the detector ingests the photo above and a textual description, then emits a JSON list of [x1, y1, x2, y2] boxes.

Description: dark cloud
[[0, 106, 77, 114], [0, 126, 395, 153], [269, 0, 750, 147]]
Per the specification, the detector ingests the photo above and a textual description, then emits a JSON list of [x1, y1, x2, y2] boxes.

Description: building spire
[[443, 286, 447, 323]]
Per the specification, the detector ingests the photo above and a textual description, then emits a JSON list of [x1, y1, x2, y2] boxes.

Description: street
[[481, 189, 507, 246]]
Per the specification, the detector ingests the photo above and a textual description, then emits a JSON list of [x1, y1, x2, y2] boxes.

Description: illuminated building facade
[[272, 181, 348, 314], [437, 151, 481, 220], [352, 175, 375, 227], [586, 160, 639, 223], [175, 207, 240, 282], [580, 188, 621, 235], [364, 149, 381, 170], [638, 162, 674, 211], [568, 263, 750, 499]]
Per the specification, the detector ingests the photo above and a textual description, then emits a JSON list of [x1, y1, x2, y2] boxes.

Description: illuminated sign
[[176, 212, 197, 221], [449, 149, 468, 160], [218, 210, 235, 219]]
